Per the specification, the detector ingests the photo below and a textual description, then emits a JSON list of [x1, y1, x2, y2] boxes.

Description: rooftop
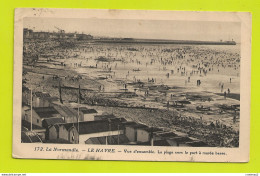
[[171, 137, 194, 143], [42, 117, 64, 126], [33, 107, 60, 119], [74, 107, 98, 114], [137, 139, 171, 146], [85, 134, 129, 145], [53, 104, 78, 117], [126, 123, 148, 129], [154, 132, 179, 138], [57, 118, 126, 134], [121, 121, 138, 126], [94, 114, 116, 120], [21, 131, 42, 143], [139, 127, 163, 133], [22, 120, 46, 131], [186, 141, 208, 147]]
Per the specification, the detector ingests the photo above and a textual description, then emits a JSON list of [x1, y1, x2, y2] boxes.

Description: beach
[[22, 39, 240, 147]]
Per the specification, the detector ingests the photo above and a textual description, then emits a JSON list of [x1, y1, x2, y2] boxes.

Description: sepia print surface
[[13, 8, 251, 162]]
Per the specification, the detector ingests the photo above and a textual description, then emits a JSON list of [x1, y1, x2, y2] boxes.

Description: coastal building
[[47, 124, 60, 141], [23, 107, 62, 127], [137, 139, 172, 146], [23, 28, 93, 40], [153, 131, 179, 141], [125, 123, 148, 142], [76, 33, 93, 40], [21, 131, 42, 143], [23, 102, 80, 128], [153, 132, 203, 147], [21, 104, 30, 120], [31, 32, 50, 39], [22, 91, 59, 108], [64, 33, 77, 39], [166, 137, 194, 146], [42, 117, 64, 129], [48, 118, 126, 144], [85, 134, 129, 145], [49, 32, 60, 39], [22, 87, 30, 105], [32, 92, 59, 108], [22, 120, 46, 141], [52, 104, 82, 123], [136, 127, 163, 143], [94, 114, 116, 121], [74, 107, 98, 121], [42, 117, 65, 140]]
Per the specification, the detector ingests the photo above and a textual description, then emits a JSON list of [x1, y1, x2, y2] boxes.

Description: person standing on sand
[[224, 91, 227, 99]]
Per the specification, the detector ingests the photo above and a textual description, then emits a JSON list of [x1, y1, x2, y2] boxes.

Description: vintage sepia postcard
[[13, 8, 251, 162]]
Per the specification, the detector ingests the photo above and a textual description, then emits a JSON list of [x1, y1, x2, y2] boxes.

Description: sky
[[24, 17, 241, 42]]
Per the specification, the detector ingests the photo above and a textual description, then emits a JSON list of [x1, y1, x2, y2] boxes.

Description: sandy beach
[[22, 39, 241, 147]]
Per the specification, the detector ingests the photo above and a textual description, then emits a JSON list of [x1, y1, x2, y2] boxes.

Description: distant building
[[76, 33, 93, 40], [23, 28, 93, 40], [23, 28, 33, 39], [65, 33, 77, 39], [32, 32, 50, 39], [49, 32, 60, 39]]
